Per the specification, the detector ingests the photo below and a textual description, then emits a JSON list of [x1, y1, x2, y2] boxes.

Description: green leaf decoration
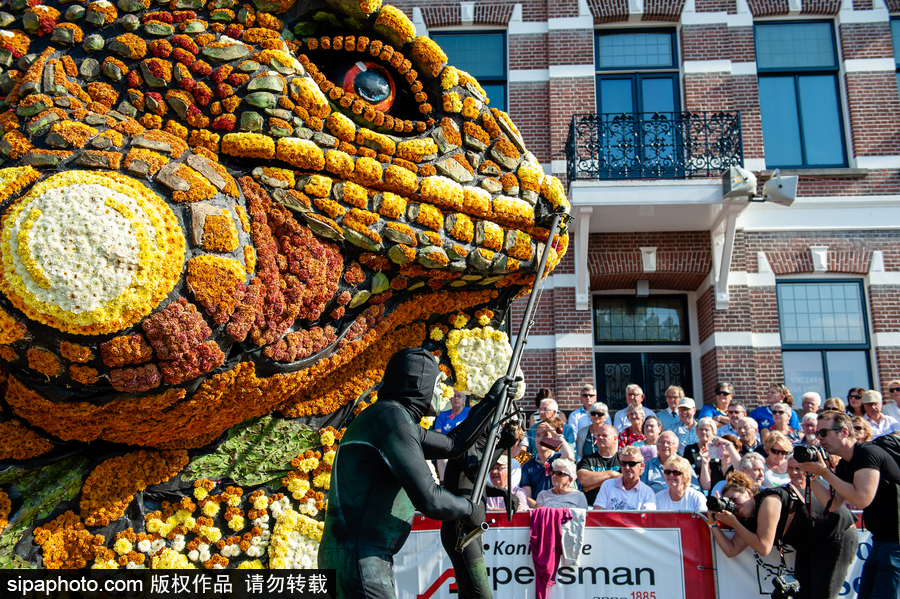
[[184, 415, 320, 486], [0, 457, 91, 568], [294, 22, 318, 36]]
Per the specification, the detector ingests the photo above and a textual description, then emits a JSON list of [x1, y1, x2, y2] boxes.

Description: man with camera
[[801, 411, 900, 599]]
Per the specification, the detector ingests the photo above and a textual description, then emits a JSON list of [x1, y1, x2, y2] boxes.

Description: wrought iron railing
[[566, 111, 743, 181]]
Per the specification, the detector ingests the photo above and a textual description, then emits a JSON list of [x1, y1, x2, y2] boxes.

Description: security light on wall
[[722, 166, 758, 199], [760, 169, 798, 207]]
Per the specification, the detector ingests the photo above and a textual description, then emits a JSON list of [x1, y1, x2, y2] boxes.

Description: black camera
[[706, 495, 736, 513], [771, 574, 800, 598], [793, 445, 829, 463]]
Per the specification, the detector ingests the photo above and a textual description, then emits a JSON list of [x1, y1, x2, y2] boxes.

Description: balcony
[[566, 111, 744, 182]]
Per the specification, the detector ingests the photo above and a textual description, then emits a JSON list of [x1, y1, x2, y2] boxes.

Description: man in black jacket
[[318, 347, 516, 599]]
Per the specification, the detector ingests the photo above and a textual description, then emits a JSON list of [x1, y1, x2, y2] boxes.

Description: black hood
[[378, 348, 441, 421]]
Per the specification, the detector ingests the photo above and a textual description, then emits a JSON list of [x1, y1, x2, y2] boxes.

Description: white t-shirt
[[654, 487, 707, 512], [762, 467, 791, 489], [593, 478, 657, 510], [536, 489, 589, 509]]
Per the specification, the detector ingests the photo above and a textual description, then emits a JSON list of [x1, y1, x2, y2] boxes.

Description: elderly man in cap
[[574, 401, 609, 461], [613, 384, 656, 432], [862, 390, 900, 438], [671, 397, 699, 455]]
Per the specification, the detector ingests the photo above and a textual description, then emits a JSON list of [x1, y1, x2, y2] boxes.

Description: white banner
[[394, 513, 872, 599], [394, 512, 714, 599]]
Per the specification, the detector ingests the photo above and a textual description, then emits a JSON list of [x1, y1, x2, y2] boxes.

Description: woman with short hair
[[636, 416, 661, 461], [761, 402, 800, 444], [574, 401, 608, 461], [654, 455, 707, 512], [534, 458, 588, 509], [618, 404, 645, 448]]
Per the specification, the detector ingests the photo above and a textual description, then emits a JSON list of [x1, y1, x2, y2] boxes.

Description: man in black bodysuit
[[318, 347, 517, 599]]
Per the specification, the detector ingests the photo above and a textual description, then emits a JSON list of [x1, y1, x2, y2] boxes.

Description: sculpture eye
[[340, 62, 395, 112]]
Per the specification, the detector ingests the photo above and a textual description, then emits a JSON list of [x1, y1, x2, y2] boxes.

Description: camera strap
[[803, 475, 835, 520]]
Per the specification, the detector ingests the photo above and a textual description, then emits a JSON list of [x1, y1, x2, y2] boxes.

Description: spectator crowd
[[431, 379, 900, 599]]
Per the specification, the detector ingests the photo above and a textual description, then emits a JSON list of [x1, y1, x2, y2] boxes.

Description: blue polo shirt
[[434, 407, 470, 434]]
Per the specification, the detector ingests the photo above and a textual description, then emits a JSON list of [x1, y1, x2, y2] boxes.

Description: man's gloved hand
[[462, 499, 486, 530], [498, 426, 518, 450], [483, 375, 524, 406], [507, 490, 520, 513]]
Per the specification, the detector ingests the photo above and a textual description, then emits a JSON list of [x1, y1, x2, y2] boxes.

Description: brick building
[[396, 0, 900, 415]]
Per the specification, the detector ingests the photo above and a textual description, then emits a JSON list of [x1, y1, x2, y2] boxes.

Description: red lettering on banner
[[417, 569, 457, 599]]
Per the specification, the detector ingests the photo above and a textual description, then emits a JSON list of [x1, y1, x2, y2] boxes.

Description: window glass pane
[[893, 20, 900, 66], [759, 76, 803, 167], [756, 23, 836, 69], [640, 76, 676, 113], [599, 78, 634, 114], [597, 32, 674, 69], [783, 352, 826, 408], [826, 351, 870, 399], [777, 282, 867, 345], [431, 33, 504, 79], [479, 83, 506, 112], [798, 75, 844, 166], [594, 298, 686, 343]]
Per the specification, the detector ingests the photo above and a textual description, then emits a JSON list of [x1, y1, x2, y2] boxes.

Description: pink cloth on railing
[[529, 507, 572, 599]]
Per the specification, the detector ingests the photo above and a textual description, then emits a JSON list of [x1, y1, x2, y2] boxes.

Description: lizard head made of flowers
[[0, 0, 569, 461]]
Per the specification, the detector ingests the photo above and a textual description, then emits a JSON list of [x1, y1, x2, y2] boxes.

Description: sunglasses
[[772, 410, 786, 415], [551, 471, 569, 477], [715, 391, 732, 396], [891, 388, 900, 393], [590, 412, 606, 417], [816, 426, 844, 438], [620, 461, 642, 468], [582, 393, 596, 397], [663, 470, 683, 477], [769, 448, 792, 456], [853, 426, 863, 432], [848, 395, 862, 400]]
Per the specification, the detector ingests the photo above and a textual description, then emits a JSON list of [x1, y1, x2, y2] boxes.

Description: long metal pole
[[456, 212, 563, 551]]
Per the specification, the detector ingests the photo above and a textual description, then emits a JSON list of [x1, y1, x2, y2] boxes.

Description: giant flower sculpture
[[0, 0, 568, 568]]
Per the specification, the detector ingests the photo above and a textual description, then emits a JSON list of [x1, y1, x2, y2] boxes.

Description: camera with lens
[[792, 445, 829, 464], [706, 495, 736, 513], [771, 574, 800, 598]]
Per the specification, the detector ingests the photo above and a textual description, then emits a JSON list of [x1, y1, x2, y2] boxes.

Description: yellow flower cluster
[[151, 548, 197, 569], [202, 210, 239, 253], [222, 133, 275, 159], [0, 306, 26, 344]]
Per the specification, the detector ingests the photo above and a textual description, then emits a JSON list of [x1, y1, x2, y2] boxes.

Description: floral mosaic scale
[[0, 0, 568, 568]]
